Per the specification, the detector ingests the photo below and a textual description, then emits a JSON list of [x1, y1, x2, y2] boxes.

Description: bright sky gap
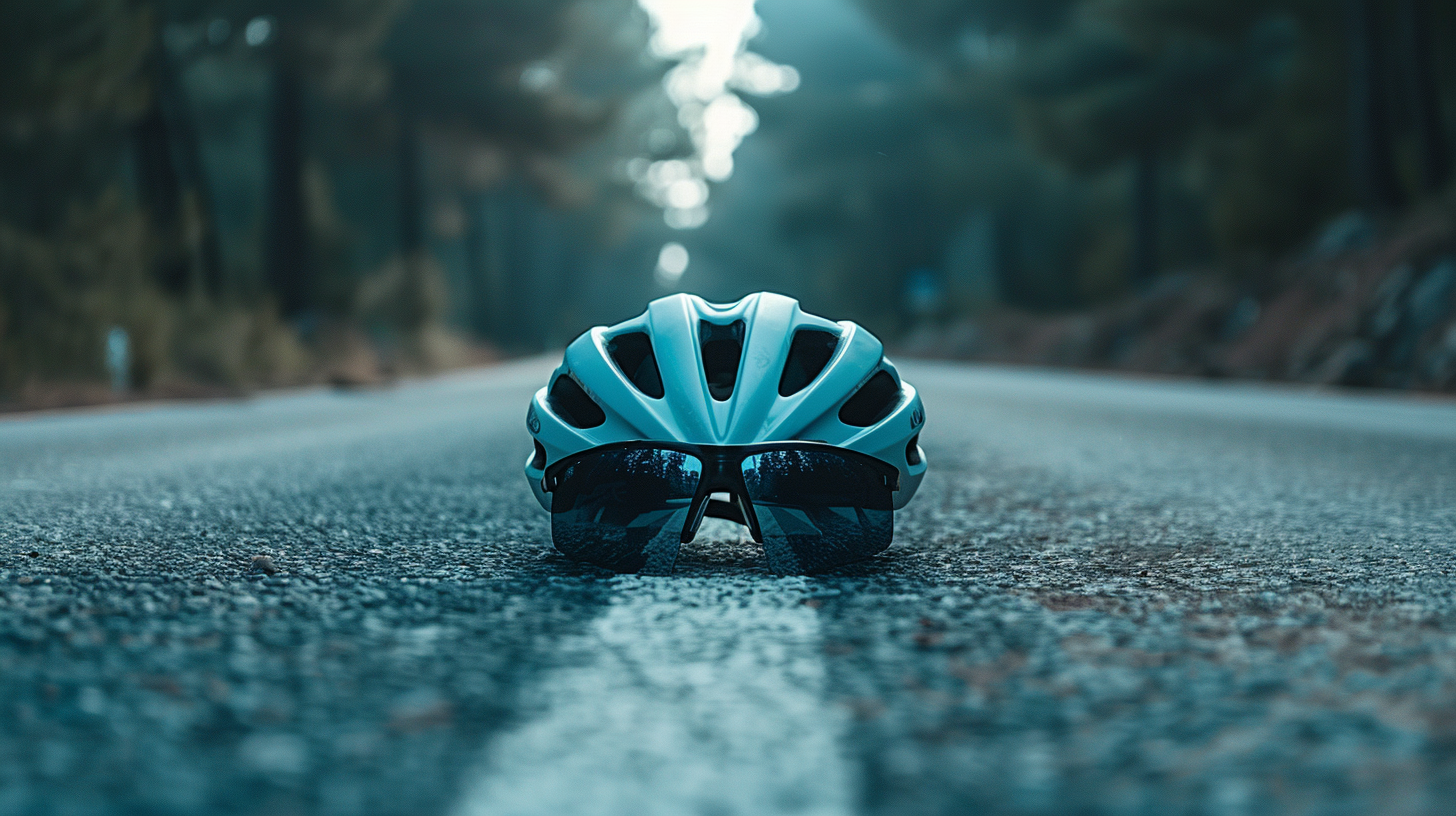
[[631, 0, 800, 231]]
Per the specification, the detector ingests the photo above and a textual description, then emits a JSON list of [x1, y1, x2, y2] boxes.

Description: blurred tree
[[1344, 0, 1403, 211], [202, 0, 403, 318], [387, 0, 590, 155], [767, 80, 1080, 319], [854, 0, 1375, 297], [383, 0, 654, 347], [163, 0, 626, 342], [0, 1, 152, 230], [132, 12, 225, 296], [849, 0, 1089, 310], [1013, 2, 1301, 282], [383, 0, 581, 342], [857, 0, 1078, 47], [1397, 0, 1450, 194], [2, 0, 660, 394], [0, 1, 156, 389]]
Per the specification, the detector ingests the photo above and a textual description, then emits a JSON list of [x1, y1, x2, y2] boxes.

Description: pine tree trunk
[[1399, 0, 1451, 194], [1131, 148, 1159, 285], [265, 65, 309, 317], [1346, 0, 1404, 211], [135, 42, 224, 297], [990, 207, 1024, 307], [395, 109, 431, 334], [481, 192, 510, 342], [133, 42, 186, 294], [133, 94, 187, 293], [397, 110, 424, 256], [461, 191, 490, 337], [158, 53, 224, 296]]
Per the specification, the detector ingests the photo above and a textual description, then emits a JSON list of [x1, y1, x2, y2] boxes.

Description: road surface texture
[[3, 358, 1455, 816]]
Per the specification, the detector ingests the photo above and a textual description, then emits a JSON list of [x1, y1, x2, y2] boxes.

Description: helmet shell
[[525, 292, 927, 510]]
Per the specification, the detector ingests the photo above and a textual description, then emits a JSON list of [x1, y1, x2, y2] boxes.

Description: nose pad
[[735, 492, 763, 544], [681, 491, 711, 543]]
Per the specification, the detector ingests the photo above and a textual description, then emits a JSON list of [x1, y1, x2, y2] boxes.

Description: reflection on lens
[[551, 448, 702, 574], [742, 450, 893, 575]]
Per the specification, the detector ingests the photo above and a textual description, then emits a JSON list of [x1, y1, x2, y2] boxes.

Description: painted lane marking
[[451, 574, 854, 816]]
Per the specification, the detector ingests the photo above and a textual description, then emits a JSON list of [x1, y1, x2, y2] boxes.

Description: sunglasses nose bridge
[[679, 449, 760, 543], [700, 447, 737, 470]]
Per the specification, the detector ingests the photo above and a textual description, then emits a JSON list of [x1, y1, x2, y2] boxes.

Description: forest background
[[2, 0, 1453, 404]]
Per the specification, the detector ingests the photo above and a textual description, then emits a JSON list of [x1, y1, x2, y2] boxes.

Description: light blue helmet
[[525, 292, 927, 511]]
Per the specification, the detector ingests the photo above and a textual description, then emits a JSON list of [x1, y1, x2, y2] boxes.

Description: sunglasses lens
[[550, 448, 703, 574], [741, 450, 894, 574]]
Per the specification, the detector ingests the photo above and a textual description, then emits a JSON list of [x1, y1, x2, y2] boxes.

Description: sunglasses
[[542, 441, 900, 575]]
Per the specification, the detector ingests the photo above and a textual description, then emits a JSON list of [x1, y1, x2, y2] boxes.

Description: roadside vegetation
[[2, 0, 1454, 405], [0, 0, 649, 406]]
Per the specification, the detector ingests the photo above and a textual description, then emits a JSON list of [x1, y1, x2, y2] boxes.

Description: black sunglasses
[[543, 441, 900, 575]]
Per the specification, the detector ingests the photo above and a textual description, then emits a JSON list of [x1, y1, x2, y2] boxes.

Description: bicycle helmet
[[525, 292, 926, 511]]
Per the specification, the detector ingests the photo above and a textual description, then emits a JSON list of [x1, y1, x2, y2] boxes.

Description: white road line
[[451, 574, 855, 816]]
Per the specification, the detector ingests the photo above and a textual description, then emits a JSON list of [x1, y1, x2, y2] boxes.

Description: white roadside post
[[106, 326, 131, 394]]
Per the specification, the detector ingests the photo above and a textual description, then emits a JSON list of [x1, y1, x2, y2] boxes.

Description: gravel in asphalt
[[2, 360, 1454, 816]]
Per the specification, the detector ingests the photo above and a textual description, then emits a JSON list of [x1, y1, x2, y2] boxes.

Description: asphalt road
[[3, 358, 1455, 816]]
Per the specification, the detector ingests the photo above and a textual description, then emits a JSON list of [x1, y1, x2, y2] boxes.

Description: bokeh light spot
[[656, 242, 690, 285], [244, 16, 273, 47]]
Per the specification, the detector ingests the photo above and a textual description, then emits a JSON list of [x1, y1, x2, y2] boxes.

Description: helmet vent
[[531, 440, 548, 470], [905, 434, 922, 466], [838, 369, 900, 427], [778, 329, 839, 397], [699, 320, 745, 401], [606, 332, 664, 399], [547, 375, 606, 429]]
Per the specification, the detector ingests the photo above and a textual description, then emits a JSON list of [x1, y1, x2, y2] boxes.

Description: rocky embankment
[[906, 206, 1456, 393]]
